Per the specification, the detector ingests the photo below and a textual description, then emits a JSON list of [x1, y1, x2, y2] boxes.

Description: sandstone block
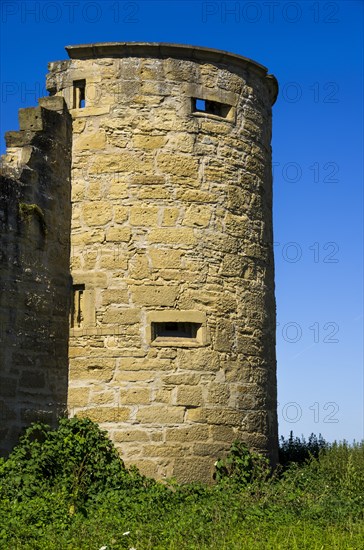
[[149, 249, 182, 269], [113, 371, 154, 383], [166, 132, 195, 153], [78, 406, 130, 422], [130, 285, 178, 306], [132, 134, 167, 149], [136, 187, 170, 200], [114, 206, 128, 223], [172, 458, 214, 484], [113, 429, 150, 442], [74, 131, 106, 151], [128, 460, 157, 478], [131, 175, 166, 185], [186, 407, 242, 426], [108, 181, 128, 199], [83, 202, 112, 226], [176, 386, 203, 407], [68, 387, 90, 407], [199, 120, 231, 135], [176, 189, 217, 203], [157, 153, 198, 177], [193, 442, 226, 456], [177, 349, 219, 371], [73, 119, 86, 133], [117, 357, 172, 372], [162, 207, 180, 226], [72, 229, 104, 245], [89, 153, 152, 174], [209, 425, 237, 443], [143, 444, 187, 457], [182, 205, 211, 227], [72, 106, 110, 117], [99, 252, 128, 270], [154, 388, 173, 404], [102, 308, 140, 325], [69, 357, 115, 383], [148, 228, 196, 245], [101, 289, 129, 306], [129, 254, 150, 279], [130, 206, 159, 226], [207, 383, 230, 405], [89, 390, 115, 405], [220, 254, 243, 277], [214, 319, 235, 352], [162, 373, 201, 385], [105, 227, 131, 242], [165, 425, 209, 442], [71, 183, 85, 201], [136, 406, 185, 424], [120, 387, 151, 405]]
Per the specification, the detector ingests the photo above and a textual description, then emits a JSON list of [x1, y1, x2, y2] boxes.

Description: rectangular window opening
[[73, 79, 86, 109], [70, 284, 85, 328], [192, 97, 231, 119], [151, 321, 201, 342]]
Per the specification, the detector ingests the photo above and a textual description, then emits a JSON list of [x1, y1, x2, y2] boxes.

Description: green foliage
[[279, 430, 328, 466], [213, 440, 270, 485], [0, 417, 147, 509], [1, 422, 363, 549]]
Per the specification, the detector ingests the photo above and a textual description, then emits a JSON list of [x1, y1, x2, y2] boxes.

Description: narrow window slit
[[151, 321, 200, 341], [70, 284, 85, 328], [73, 79, 86, 109], [192, 97, 231, 119]]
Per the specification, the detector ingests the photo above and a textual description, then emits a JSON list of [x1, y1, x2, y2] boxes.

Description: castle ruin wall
[[0, 97, 72, 454]]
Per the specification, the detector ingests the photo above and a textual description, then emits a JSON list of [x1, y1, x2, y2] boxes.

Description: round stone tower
[[47, 43, 278, 483]]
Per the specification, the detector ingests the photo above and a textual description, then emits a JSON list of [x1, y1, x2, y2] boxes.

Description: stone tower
[[1, 43, 278, 483]]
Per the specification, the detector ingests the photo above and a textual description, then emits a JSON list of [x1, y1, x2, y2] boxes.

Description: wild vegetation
[[1, 418, 363, 549]]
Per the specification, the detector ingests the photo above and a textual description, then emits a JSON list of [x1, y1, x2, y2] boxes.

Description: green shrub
[[1, 423, 363, 549], [213, 440, 270, 485], [0, 416, 147, 508], [279, 431, 328, 466]]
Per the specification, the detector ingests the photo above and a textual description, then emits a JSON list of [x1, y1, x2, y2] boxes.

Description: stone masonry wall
[[0, 97, 72, 454], [44, 44, 278, 483]]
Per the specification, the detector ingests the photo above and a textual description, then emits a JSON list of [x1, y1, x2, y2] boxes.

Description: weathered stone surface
[[130, 285, 178, 306], [176, 386, 203, 407], [148, 228, 196, 245], [182, 205, 211, 227], [136, 406, 185, 424], [120, 388, 151, 405], [130, 206, 159, 226], [73, 131, 106, 150], [0, 96, 71, 455], [102, 308, 140, 324], [78, 407, 130, 422]]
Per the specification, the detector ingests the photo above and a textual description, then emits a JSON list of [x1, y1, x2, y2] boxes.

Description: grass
[[0, 420, 363, 549]]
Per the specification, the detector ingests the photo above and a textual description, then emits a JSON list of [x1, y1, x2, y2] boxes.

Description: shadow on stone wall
[[0, 97, 72, 455]]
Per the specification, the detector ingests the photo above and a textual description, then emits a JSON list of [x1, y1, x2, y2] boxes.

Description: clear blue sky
[[1, 0, 363, 442]]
